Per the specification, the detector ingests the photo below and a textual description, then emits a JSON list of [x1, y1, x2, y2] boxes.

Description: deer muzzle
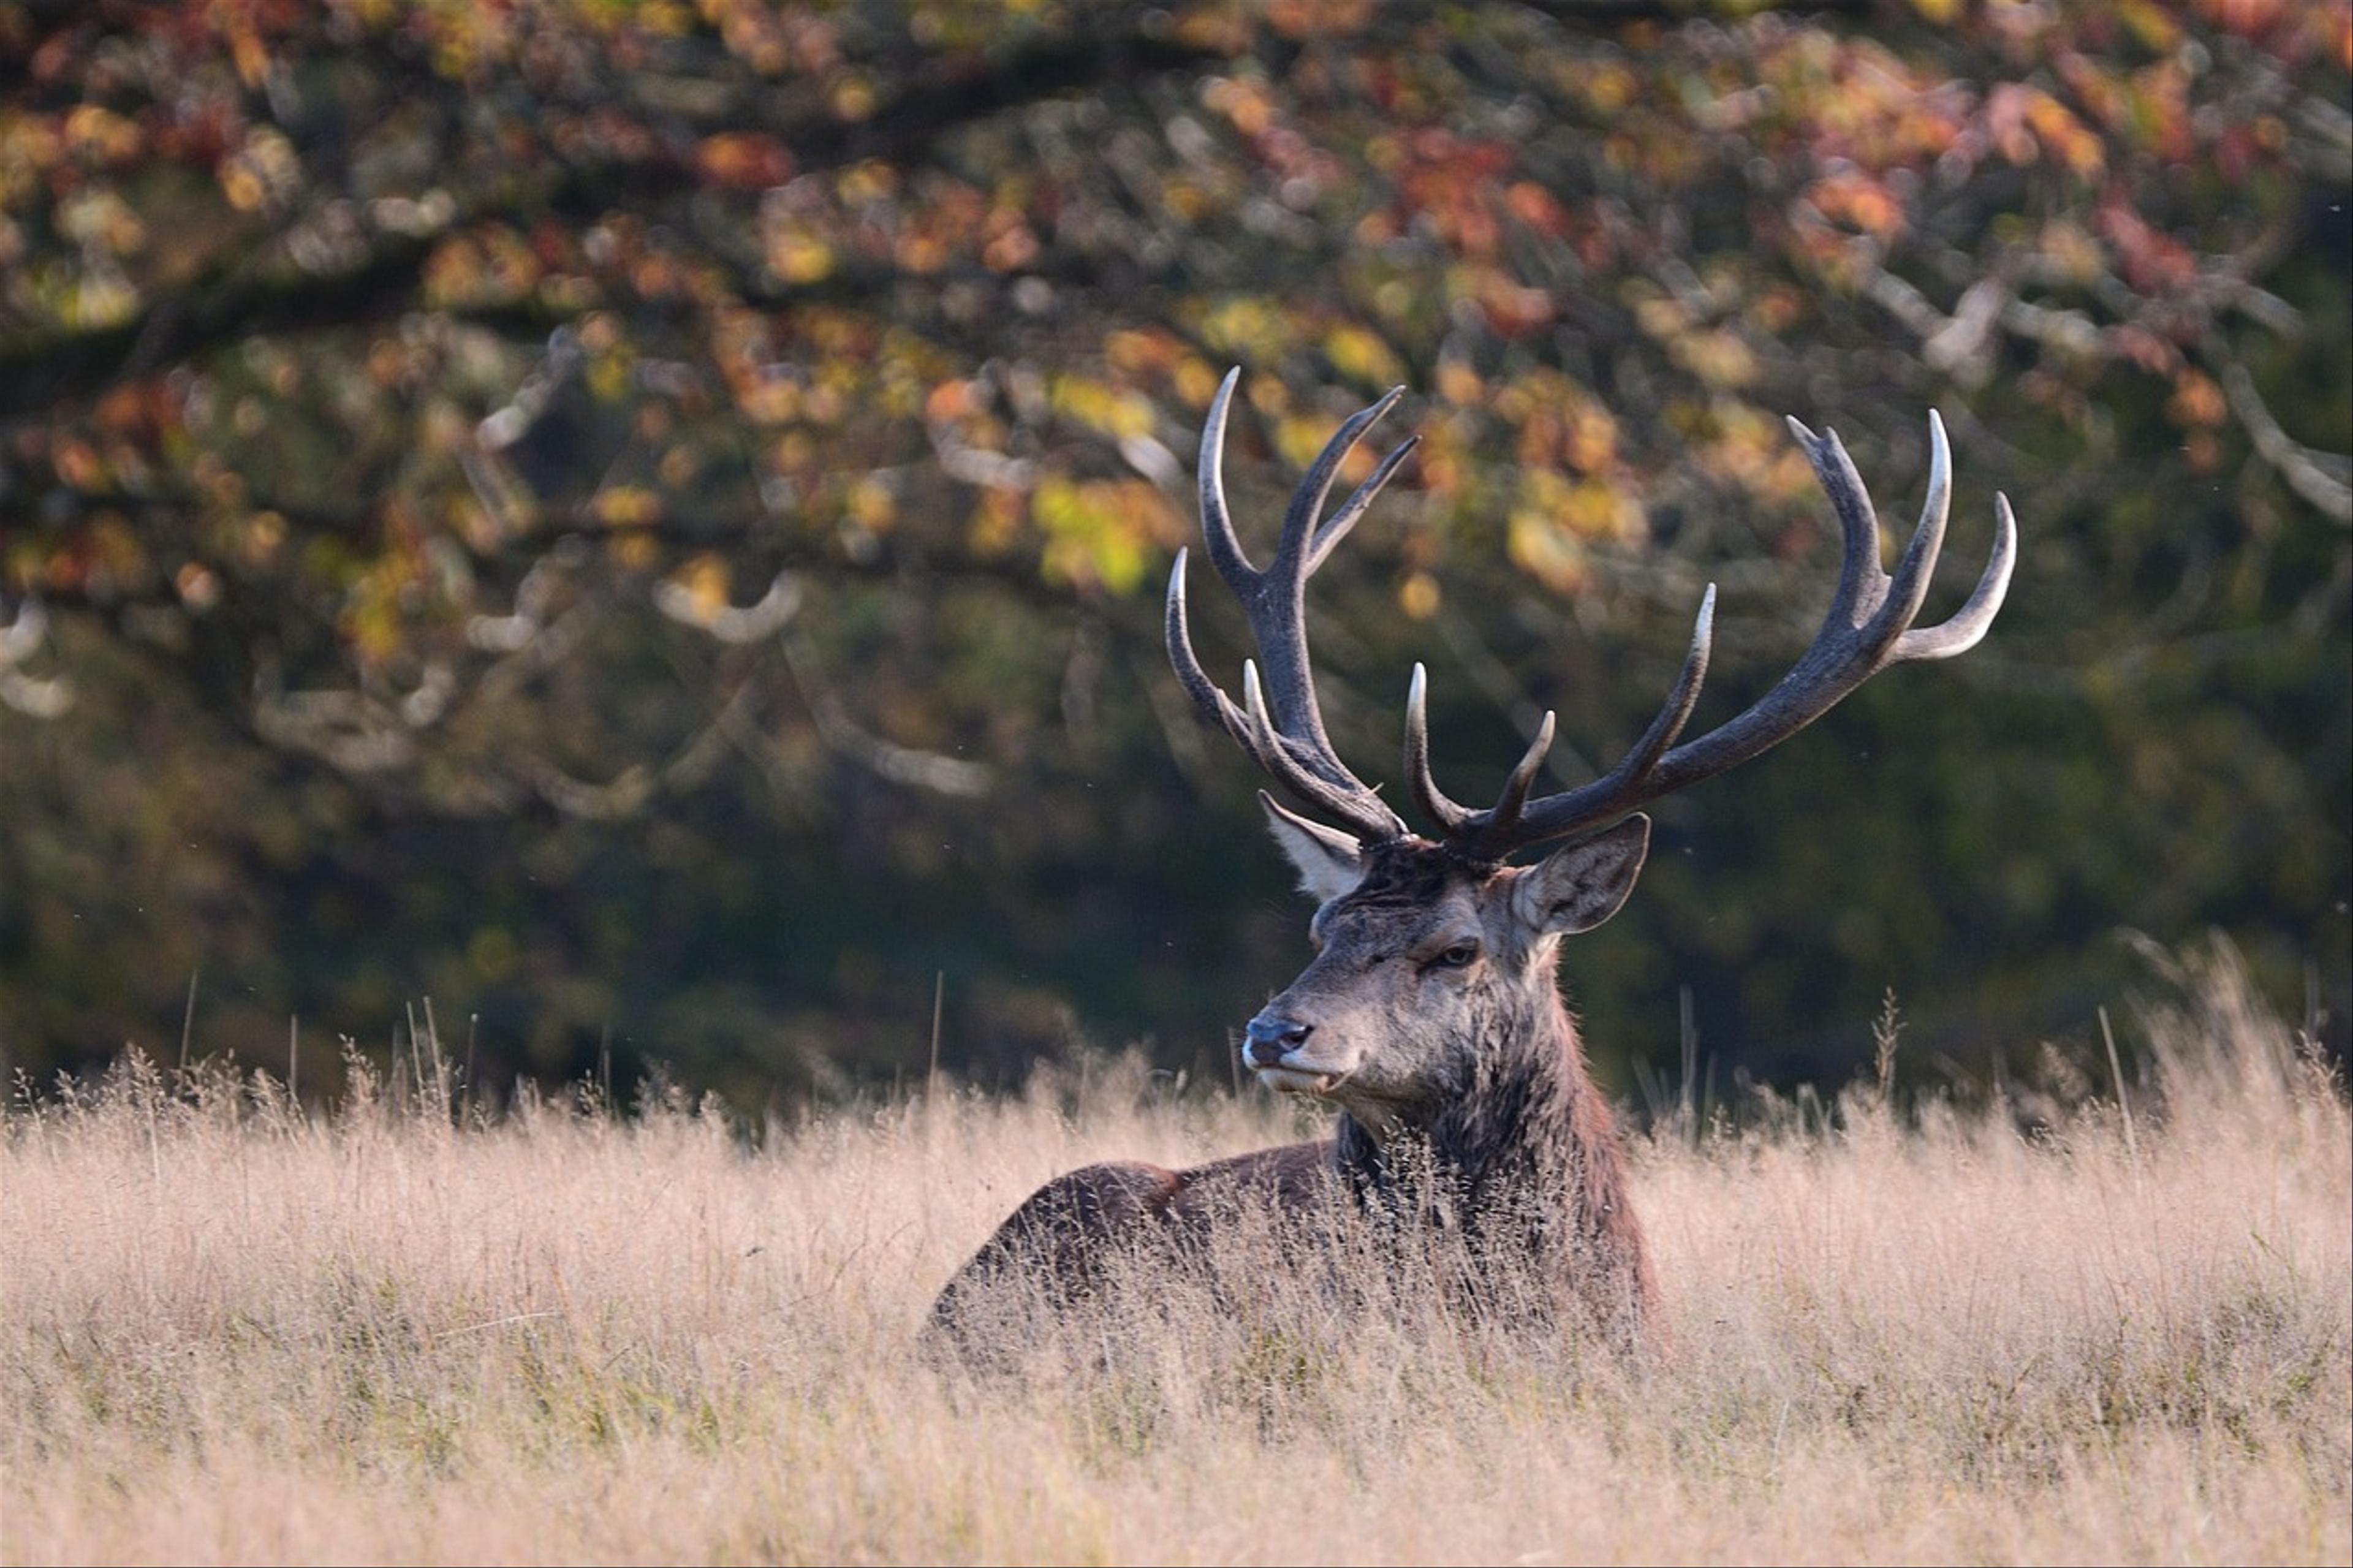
[[1243, 1012, 1343, 1093]]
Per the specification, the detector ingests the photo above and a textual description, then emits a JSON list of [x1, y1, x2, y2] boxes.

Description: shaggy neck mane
[[1331, 984, 1653, 1325]]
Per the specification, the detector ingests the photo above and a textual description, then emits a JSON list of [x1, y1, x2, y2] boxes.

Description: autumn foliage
[[1, 1, 2346, 1101]]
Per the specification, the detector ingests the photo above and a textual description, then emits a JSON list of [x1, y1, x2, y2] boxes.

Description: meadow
[[4, 950, 2347, 1566]]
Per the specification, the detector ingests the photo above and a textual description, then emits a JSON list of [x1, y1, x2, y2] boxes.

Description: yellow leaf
[[587, 351, 634, 403], [1563, 403, 1618, 474], [1560, 477, 1645, 542], [1672, 329, 1759, 390], [1508, 510, 1590, 599], [768, 229, 835, 285], [846, 476, 896, 531], [1399, 571, 1441, 620], [220, 164, 266, 213], [1174, 358, 1222, 409], [1324, 324, 1404, 388], [1049, 376, 1155, 441], [2116, 0, 2182, 47], [968, 487, 1025, 556], [1436, 360, 1485, 407], [1031, 476, 1167, 594], [1582, 62, 1635, 115], [1200, 298, 1293, 359], [830, 74, 877, 121], [592, 486, 661, 528]]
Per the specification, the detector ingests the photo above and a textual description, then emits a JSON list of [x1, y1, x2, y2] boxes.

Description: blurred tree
[[2, 0, 2347, 1106]]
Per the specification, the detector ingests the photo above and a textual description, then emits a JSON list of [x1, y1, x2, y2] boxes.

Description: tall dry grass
[[3, 951, 2347, 1566]]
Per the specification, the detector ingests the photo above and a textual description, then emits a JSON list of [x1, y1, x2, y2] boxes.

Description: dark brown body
[[928, 1141, 1336, 1320], [931, 1115, 1654, 1344], [929, 839, 1660, 1350], [930, 373, 2009, 1360]]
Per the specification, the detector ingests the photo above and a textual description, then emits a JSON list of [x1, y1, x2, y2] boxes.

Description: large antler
[[1167, 374, 2016, 863], [1409, 411, 2016, 862], [1165, 368, 1421, 842]]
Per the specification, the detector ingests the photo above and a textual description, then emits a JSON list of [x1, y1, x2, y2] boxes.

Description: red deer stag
[[930, 369, 2015, 1344]]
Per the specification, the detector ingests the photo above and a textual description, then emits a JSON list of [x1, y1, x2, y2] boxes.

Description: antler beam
[[1412, 411, 2016, 862], [1168, 374, 2017, 864]]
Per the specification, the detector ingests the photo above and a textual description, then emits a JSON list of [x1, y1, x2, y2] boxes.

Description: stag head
[[1237, 819, 1648, 1137], [1167, 369, 2015, 1124]]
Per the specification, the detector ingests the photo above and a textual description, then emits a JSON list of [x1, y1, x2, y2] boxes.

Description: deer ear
[[1513, 814, 1650, 936], [1259, 791, 1366, 904]]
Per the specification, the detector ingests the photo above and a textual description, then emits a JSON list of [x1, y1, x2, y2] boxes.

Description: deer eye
[[1431, 941, 1480, 970]]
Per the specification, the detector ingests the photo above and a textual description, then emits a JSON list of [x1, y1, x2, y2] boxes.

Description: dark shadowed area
[[1, 0, 2347, 1113]]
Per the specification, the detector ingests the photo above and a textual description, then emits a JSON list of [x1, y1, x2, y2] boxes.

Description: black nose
[[1243, 1013, 1314, 1067]]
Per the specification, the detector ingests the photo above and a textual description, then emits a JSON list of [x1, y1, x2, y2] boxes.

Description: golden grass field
[[4, 951, 2347, 1566]]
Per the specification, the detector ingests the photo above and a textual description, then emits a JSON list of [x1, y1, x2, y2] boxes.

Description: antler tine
[[1602, 583, 1717, 784], [1461, 585, 1713, 857], [1895, 493, 2015, 659], [1197, 368, 1259, 591], [1412, 581, 1709, 860], [1173, 548, 1388, 834], [1242, 660, 1403, 834], [1251, 387, 1407, 771], [1459, 415, 2010, 858], [1404, 664, 1478, 835], [1789, 416, 1890, 629], [1167, 371, 1414, 844], [1488, 708, 1558, 832], [1308, 436, 1419, 577], [1863, 407, 1953, 649], [1165, 548, 1253, 748], [1167, 610, 1357, 824], [1277, 387, 1406, 574]]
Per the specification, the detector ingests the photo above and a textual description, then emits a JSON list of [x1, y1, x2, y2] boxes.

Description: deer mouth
[[1254, 1063, 1343, 1096]]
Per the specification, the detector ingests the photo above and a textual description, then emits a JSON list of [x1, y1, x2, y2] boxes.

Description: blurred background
[[1, 0, 2346, 1114]]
